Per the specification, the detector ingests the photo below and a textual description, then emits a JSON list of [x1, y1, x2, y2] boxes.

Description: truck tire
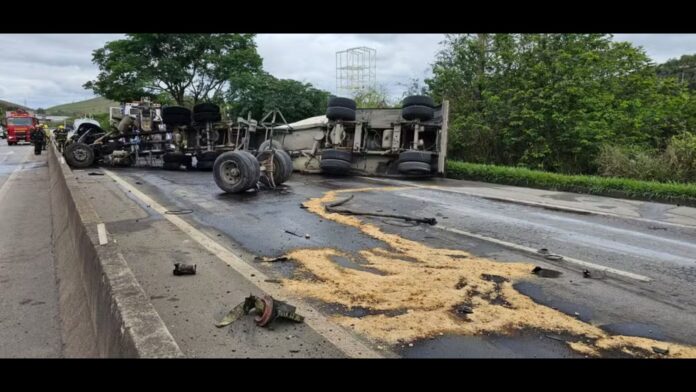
[[398, 161, 431, 175], [193, 111, 222, 123], [258, 139, 283, 151], [328, 97, 357, 110], [163, 162, 181, 170], [320, 158, 352, 174], [163, 152, 185, 163], [64, 142, 95, 168], [326, 106, 356, 122], [162, 106, 191, 116], [193, 103, 220, 114], [162, 113, 191, 126], [213, 151, 259, 193], [257, 149, 292, 186], [399, 150, 432, 163], [321, 149, 352, 162], [402, 95, 435, 108], [401, 105, 434, 121], [237, 150, 261, 189]]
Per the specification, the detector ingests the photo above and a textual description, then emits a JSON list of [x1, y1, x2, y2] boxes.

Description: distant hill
[[46, 96, 119, 116], [0, 99, 33, 112]]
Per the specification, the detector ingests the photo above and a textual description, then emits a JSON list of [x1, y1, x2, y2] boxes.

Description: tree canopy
[[427, 34, 696, 173], [84, 34, 262, 105]]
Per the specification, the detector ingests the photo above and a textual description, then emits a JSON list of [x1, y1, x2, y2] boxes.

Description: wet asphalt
[[82, 164, 696, 357]]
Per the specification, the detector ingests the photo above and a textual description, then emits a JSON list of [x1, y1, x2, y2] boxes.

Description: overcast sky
[[1, 34, 695, 109]]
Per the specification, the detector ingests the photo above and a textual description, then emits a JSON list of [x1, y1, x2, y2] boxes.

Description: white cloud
[[1, 34, 695, 109]]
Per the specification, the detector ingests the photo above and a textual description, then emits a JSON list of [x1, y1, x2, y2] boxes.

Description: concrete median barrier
[[48, 145, 183, 358]]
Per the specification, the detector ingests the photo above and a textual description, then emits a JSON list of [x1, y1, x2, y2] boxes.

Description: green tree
[[427, 34, 695, 173], [226, 72, 330, 123], [84, 34, 262, 106], [657, 54, 696, 91]]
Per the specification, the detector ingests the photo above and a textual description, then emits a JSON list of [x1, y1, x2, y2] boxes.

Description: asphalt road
[[72, 162, 696, 358], [0, 143, 63, 358]]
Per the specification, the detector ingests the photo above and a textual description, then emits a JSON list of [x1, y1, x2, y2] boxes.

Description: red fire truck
[[5, 109, 38, 145]]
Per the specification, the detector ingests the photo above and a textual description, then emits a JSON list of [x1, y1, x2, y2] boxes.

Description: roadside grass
[[446, 160, 696, 206]]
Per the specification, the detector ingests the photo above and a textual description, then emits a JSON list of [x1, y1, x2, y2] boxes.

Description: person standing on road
[[30, 125, 45, 155], [54, 125, 68, 152], [42, 124, 50, 150]]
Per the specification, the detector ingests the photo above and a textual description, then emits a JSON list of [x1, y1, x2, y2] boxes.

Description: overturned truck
[[61, 95, 449, 193]]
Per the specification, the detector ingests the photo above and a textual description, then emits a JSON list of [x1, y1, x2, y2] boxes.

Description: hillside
[[46, 96, 119, 116], [0, 99, 32, 112]]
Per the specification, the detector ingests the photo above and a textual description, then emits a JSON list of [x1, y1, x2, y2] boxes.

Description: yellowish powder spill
[[278, 186, 696, 358]]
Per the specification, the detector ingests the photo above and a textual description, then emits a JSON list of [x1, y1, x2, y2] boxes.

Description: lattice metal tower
[[336, 47, 377, 97]]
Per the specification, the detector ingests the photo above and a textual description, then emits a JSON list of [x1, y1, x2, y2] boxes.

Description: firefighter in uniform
[[30, 124, 46, 155], [55, 125, 68, 152], [42, 124, 50, 150]]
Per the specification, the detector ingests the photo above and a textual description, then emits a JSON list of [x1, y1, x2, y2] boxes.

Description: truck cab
[[5, 110, 38, 145]]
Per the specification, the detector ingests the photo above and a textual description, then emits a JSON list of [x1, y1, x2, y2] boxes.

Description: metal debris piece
[[254, 256, 289, 263], [165, 209, 193, 215], [88, 172, 104, 176], [284, 230, 303, 237], [537, 248, 564, 261], [304, 234, 310, 239], [652, 346, 669, 355], [582, 269, 591, 278], [215, 294, 304, 329], [173, 263, 196, 276], [299, 203, 308, 209], [531, 266, 562, 278]]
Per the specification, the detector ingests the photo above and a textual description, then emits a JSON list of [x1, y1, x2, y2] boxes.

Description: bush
[[596, 145, 673, 182], [446, 160, 696, 205], [666, 132, 696, 182]]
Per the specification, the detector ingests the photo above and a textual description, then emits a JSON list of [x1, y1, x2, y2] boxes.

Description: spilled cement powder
[[279, 186, 696, 358]]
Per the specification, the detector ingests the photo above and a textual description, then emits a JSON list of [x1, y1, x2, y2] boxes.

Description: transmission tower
[[336, 47, 377, 97]]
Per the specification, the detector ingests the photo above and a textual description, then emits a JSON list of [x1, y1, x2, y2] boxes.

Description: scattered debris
[[304, 234, 311, 239], [652, 346, 669, 355], [545, 334, 567, 342], [531, 266, 562, 278], [299, 203, 308, 209], [284, 230, 303, 237], [289, 350, 300, 353], [582, 270, 591, 278], [537, 248, 564, 261], [216, 295, 305, 328], [135, 181, 142, 185], [408, 343, 414, 347], [324, 195, 437, 226], [254, 256, 289, 263], [453, 304, 473, 315], [574, 312, 580, 318], [165, 209, 193, 215], [88, 172, 104, 176], [173, 263, 196, 276]]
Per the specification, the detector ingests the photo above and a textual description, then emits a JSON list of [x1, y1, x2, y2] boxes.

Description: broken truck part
[[173, 263, 197, 276], [216, 295, 304, 328]]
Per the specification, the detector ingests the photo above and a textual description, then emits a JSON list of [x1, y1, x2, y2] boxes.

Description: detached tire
[[326, 106, 356, 122], [257, 149, 293, 186], [213, 151, 260, 193], [65, 142, 95, 168], [398, 161, 431, 175], [328, 97, 357, 110], [320, 158, 352, 174], [402, 105, 434, 121], [402, 95, 435, 108]]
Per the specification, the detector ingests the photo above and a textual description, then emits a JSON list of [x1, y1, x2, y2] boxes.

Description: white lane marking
[[97, 223, 108, 245], [436, 225, 652, 283], [0, 148, 31, 204], [60, 156, 65, 165], [102, 169, 382, 359], [358, 176, 696, 230]]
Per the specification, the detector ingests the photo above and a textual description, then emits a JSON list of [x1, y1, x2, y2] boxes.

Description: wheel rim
[[221, 160, 242, 185], [73, 147, 88, 162]]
